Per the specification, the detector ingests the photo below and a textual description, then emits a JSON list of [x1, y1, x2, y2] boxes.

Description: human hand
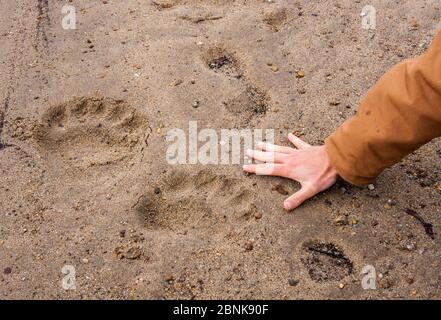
[[243, 133, 338, 211]]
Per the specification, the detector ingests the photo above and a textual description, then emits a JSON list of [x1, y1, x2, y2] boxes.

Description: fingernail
[[257, 141, 264, 148], [284, 201, 292, 211], [246, 149, 253, 157], [242, 165, 248, 170]]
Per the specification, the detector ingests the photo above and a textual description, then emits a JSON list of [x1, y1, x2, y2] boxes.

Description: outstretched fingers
[[288, 133, 310, 150], [243, 163, 289, 177], [257, 141, 295, 154], [246, 149, 287, 164], [283, 186, 316, 211]]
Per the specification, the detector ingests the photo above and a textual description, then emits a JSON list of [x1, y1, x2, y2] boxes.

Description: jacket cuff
[[324, 136, 374, 186]]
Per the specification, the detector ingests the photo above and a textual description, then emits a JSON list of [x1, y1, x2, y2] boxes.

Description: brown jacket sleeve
[[325, 32, 441, 186]]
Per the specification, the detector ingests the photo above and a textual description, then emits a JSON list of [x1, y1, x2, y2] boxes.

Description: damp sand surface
[[0, 0, 440, 299]]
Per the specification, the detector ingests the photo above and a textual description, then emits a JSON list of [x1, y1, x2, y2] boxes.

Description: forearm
[[325, 32, 441, 186]]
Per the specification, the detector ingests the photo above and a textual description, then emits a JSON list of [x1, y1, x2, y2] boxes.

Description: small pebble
[[244, 242, 254, 251], [170, 79, 183, 87], [329, 100, 341, 106], [288, 279, 299, 286], [367, 184, 375, 191], [403, 240, 417, 251], [295, 70, 305, 78], [387, 199, 397, 206], [192, 101, 200, 108], [333, 215, 348, 226], [349, 218, 359, 226], [3, 267, 12, 275], [379, 277, 394, 289], [405, 277, 414, 284]]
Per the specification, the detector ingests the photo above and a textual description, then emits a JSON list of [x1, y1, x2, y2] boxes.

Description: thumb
[[283, 186, 316, 211]]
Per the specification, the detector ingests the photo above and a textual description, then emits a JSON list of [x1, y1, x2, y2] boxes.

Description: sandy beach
[[0, 0, 440, 299]]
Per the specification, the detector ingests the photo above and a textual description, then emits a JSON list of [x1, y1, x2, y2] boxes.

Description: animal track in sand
[[300, 240, 353, 283], [203, 46, 243, 79], [263, 7, 288, 32], [223, 86, 269, 126], [134, 168, 255, 232], [34, 97, 149, 178], [203, 46, 270, 126]]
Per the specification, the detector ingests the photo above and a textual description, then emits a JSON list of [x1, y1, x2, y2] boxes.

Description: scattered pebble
[[295, 70, 305, 78], [244, 242, 254, 251], [402, 240, 417, 251], [288, 279, 299, 286], [3, 267, 12, 275], [349, 218, 359, 226], [170, 79, 183, 87], [154, 187, 161, 195], [333, 215, 348, 226], [329, 100, 341, 106], [270, 65, 279, 72], [192, 101, 200, 108], [367, 184, 375, 191], [410, 20, 420, 31], [82, 258, 89, 264], [254, 212, 263, 220], [405, 277, 414, 284]]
